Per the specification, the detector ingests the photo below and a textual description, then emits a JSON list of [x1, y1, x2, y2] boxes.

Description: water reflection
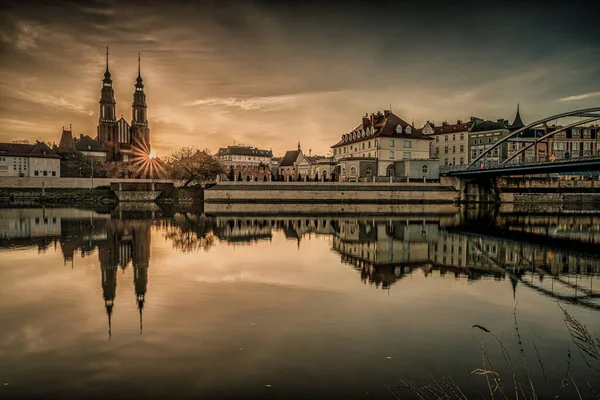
[[1, 206, 599, 399], [1, 207, 598, 319]]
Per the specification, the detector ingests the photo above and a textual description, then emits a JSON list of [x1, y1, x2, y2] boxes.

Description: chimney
[[309, 149, 312, 156], [457, 119, 462, 124], [362, 116, 369, 128], [370, 113, 376, 126], [383, 110, 390, 118], [80, 134, 84, 139], [442, 120, 449, 126]]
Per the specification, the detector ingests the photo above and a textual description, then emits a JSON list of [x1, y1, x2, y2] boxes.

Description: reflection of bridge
[[442, 107, 600, 186], [466, 233, 600, 310]]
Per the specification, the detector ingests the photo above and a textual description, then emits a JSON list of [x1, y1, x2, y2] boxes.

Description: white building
[[0, 142, 61, 178], [216, 145, 273, 169], [217, 145, 274, 181], [331, 110, 436, 182]]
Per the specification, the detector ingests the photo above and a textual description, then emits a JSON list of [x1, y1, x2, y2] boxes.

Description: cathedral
[[97, 46, 151, 162]]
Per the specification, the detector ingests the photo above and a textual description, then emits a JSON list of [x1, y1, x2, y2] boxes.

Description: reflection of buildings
[[97, 220, 151, 336], [332, 219, 501, 289], [0, 208, 152, 337], [213, 217, 335, 247]]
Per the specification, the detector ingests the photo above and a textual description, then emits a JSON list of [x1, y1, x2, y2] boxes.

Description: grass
[[392, 304, 600, 399]]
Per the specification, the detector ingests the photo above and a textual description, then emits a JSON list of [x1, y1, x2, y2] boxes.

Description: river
[[0, 205, 599, 399]]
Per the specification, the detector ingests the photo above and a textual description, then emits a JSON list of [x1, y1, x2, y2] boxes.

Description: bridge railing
[[441, 154, 600, 174]]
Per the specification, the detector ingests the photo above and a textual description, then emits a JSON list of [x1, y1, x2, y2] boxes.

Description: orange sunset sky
[[0, 0, 599, 158]]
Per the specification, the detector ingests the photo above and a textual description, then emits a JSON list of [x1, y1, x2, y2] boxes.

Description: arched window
[[349, 166, 357, 177], [323, 170, 328, 178], [365, 166, 372, 177], [422, 165, 428, 174], [387, 165, 395, 177]]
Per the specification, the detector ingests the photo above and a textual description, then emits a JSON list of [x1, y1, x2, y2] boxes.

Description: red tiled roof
[[428, 123, 470, 135], [331, 111, 431, 148], [0, 142, 61, 158], [279, 150, 300, 166]]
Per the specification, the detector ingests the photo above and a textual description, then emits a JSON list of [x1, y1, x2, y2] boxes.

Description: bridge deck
[[444, 156, 600, 177]]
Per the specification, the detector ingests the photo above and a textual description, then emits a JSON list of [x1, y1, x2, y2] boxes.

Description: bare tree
[[167, 147, 224, 187]]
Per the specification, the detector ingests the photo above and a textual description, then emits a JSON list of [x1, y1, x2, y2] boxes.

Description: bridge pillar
[[458, 177, 499, 204]]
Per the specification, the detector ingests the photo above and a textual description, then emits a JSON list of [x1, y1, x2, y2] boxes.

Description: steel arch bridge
[[444, 107, 600, 177]]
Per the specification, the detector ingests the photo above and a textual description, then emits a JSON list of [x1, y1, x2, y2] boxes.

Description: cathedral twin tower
[[97, 46, 150, 162]]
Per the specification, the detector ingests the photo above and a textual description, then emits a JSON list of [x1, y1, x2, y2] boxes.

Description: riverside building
[[331, 110, 437, 182]]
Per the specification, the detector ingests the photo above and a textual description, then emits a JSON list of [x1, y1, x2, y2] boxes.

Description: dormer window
[[406, 126, 412, 134], [395, 125, 403, 134]]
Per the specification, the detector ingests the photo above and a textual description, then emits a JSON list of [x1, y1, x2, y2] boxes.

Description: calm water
[[0, 205, 599, 399]]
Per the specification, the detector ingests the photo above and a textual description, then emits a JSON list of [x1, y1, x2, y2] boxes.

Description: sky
[[0, 0, 599, 158]]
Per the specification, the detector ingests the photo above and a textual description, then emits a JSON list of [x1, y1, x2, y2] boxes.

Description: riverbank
[[204, 182, 459, 204], [0, 187, 118, 206]]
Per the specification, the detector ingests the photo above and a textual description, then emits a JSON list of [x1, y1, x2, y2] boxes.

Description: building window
[[52, 171, 56, 176], [403, 152, 411, 158], [435, 147, 439, 155], [403, 140, 411, 148], [445, 135, 448, 142], [422, 165, 428, 174], [389, 151, 395, 159], [43, 171, 47, 176], [453, 134, 456, 141], [34, 170, 39, 176], [444, 146, 448, 154], [460, 144, 464, 152], [472, 150, 477, 158], [390, 140, 395, 147], [387, 165, 394, 177], [435, 137, 439, 143], [362, 143, 365, 150], [460, 157, 464, 165], [365, 166, 372, 177], [368, 141, 371, 148], [452, 145, 456, 153], [460, 133, 464, 140]]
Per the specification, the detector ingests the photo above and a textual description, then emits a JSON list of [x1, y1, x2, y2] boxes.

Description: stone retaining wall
[[0, 176, 176, 189], [205, 183, 458, 204]]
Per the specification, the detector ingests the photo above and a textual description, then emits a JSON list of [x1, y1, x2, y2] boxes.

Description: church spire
[[103, 45, 112, 84], [135, 52, 144, 89], [510, 102, 524, 130]]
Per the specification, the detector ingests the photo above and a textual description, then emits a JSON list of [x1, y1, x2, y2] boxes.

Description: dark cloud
[[0, 0, 598, 156]]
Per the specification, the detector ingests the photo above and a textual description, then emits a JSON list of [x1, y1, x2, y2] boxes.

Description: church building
[[97, 47, 151, 162]]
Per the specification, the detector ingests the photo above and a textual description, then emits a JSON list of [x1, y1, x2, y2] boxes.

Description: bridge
[[441, 107, 600, 178], [443, 155, 600, 178]]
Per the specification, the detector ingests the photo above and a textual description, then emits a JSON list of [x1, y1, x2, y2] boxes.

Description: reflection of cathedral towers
[[101, 261, 118, 337], [132, 225, 150, 333], [97, 220, 151, 337]]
